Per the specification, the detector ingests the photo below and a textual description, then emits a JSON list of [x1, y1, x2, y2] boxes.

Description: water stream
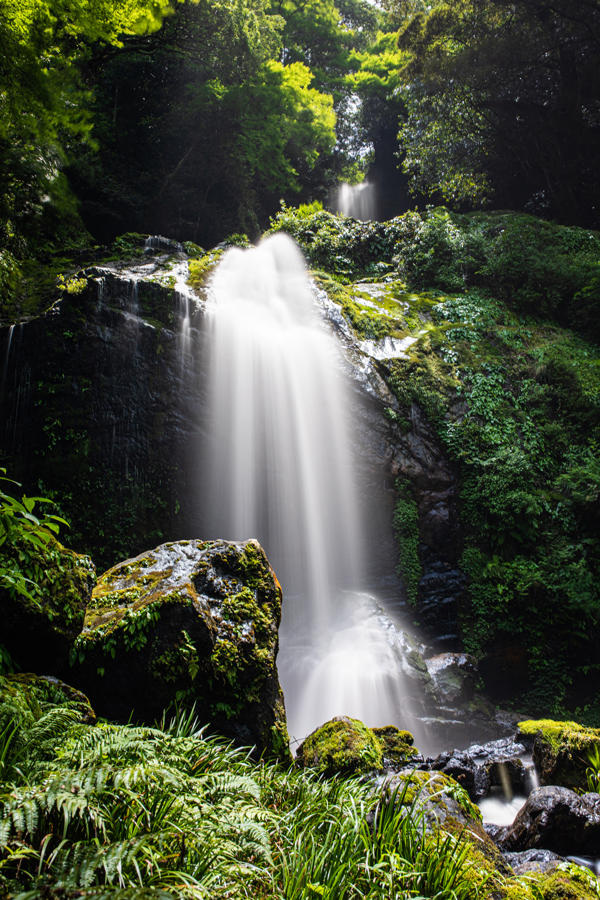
[[203, 233, 420, 744], [332, 181, 377, 220]]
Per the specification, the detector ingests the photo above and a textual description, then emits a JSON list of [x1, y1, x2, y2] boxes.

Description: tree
[[397, 0, 600, 225], [68, 0, 337, 243], [0, 0, 179, 259]]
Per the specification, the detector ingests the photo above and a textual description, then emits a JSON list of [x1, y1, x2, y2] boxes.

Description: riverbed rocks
[[424, 735, 534, 801], [497, 786, 600, 856], [0, 536, 95, 675], [72, 538, 289, 759], [518, 719, 600, 789]]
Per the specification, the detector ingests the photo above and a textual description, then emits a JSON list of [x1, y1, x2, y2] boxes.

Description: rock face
[[426, 652, 477, 706], [0, 536, 95, 675], [0, 257, 207, 573], [497, 786, 600, 855], [72, 538, 289, 759], [382, 399, 465, 651], [518, 719, 600, 790], [296, 716, 383, 775]]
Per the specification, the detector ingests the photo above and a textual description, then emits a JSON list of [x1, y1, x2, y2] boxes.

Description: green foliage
[[586, 745, 600, 793], [268, 202, 399, 278], [305, 206, 600, 716], [393, 482, 421, 605], [0, 0, 179, 271], [0, 470, 70, 605], [396, 0, 600, 226], [0, 692, 492, 899]]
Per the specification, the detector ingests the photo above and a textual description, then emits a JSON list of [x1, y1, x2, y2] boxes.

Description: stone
[[426, 651, 477, 706], [517, 719, 600, 790], [72, 538, 289, 759], [381, 769, 512, 894], [497, 786, 600, 856], [0, 672, 96, 729], [425, 736, 534, 801], [373, 725, 420, 768], [0, 536, 95, 675], [296, 716, 383, 776], [503, 848, 563, 875]]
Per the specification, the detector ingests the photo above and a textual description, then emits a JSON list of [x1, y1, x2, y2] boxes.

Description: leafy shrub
[[0, 470, 69, 605]]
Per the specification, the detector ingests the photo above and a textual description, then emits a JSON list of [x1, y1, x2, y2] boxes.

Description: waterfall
[[203, 233, 418, 744], [333, 181, 377, 221]]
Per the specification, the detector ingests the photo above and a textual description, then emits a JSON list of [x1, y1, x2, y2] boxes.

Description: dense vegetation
[[4, 681, 600, 899], [2, 0, 599, 317], [272, 204, 600, 719], [1, 0, 600, 891]]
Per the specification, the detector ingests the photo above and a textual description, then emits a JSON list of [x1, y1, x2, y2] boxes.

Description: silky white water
[[203, 233, 417, 743], [334, 181, 377, 220]]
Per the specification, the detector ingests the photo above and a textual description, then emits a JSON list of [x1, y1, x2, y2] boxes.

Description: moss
[[502, 863, 600, 900], [393, 483, 422, 605], [373, 725, 419, 766], [517, 718, 600, 749], [297, 716, 383, 776], [187, 249, 223, 292], [518, 719, 600, 788]]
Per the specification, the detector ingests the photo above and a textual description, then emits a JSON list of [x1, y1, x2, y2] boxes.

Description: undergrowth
[[0, 698, 491, 899]]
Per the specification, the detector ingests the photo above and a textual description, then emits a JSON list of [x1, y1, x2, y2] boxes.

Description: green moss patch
[[297, 716, 383, 775]]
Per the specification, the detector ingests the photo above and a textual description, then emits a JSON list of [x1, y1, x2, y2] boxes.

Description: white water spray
[[203, 233, 418, 743], [334, 181, 377, 220]]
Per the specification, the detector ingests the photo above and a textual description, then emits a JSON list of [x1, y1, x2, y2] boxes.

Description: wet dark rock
[[144, 235, 185, 254], [424, 736, 533, 801], [503, 848, 563, 875], [0, 262, 207, 572], [497, 786, 600, 855], [72, 538, 289, 759], [426, 651, 477, 706]]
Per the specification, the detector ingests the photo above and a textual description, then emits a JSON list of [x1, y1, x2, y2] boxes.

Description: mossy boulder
[[0, 672, 96, 731], [373, 725, 419, 768], [0, 536, 95, 674], [296, 716, 383, 775], [518, 719, 600, 789], [72, 539, 289, 759], [383, 769, 511, 895], [503, 862, 600, 899]]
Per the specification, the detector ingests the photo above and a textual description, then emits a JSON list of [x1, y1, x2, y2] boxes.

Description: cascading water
[[333, 181, 377, 220], [203, 233, 420, 744]]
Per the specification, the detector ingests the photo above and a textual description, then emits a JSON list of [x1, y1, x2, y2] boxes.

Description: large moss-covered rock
[[296, 716, 383, 775], [72, 538, 289, 759], [0, 536, 95, 674], [518, 719, 600, 789], [503, 862, 600, 900]]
